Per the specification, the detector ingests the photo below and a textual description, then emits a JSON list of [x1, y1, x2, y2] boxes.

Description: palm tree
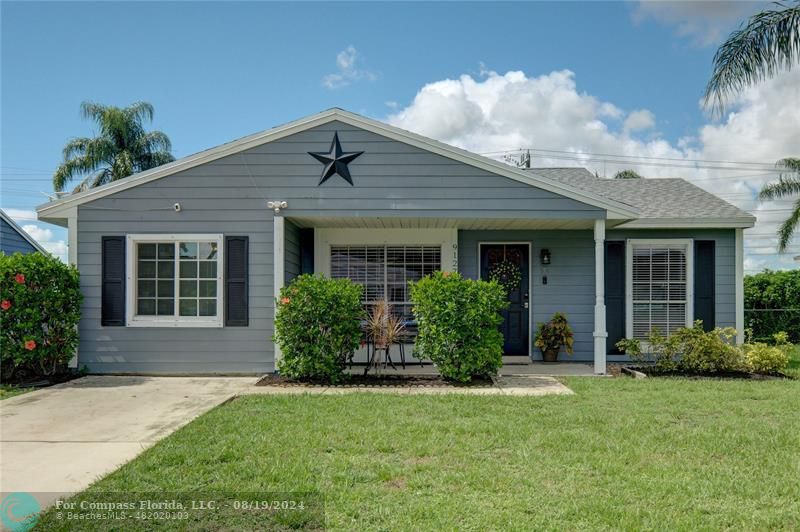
[[704, 2, 800, 252], [613, 169, 643, 179], [703, 1, 800, 115], [53, 101, 175, 192], [759, 158, 800, 251]]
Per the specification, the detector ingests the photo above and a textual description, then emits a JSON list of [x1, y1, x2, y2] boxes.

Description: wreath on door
[[488, 260, 522, 293]]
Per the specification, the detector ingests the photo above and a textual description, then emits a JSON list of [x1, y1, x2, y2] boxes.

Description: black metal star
[[308, 132, 364, 186]]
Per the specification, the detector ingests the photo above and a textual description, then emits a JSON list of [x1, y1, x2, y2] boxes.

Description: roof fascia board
[[617, 217, 756, 229]]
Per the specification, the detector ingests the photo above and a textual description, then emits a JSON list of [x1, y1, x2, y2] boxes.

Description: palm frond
[[53, 155, 105, 191], [704, 1, 800, 116], [61, 137, 93, 159], [79, 101, 108, 122], [124, 101, 155, 125], [760, 175, 800, 200], [776, 197, 800, 251], [777, 157, 800, 174], [135, 130, 173, 155]]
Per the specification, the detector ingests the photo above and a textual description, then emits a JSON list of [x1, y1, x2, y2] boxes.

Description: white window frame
[[625, 238, 694, 339], [125, 234, 224, 328]]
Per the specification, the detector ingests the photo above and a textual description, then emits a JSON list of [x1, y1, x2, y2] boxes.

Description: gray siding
[[459, 228, 736, 362], [76, 121, 602, 374], [1, 218, 38, 255]]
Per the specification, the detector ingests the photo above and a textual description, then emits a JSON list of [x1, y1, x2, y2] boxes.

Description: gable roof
[[37, 108, 640, 222], [0, 209, 49, 254], [529, 168, 756, 228]]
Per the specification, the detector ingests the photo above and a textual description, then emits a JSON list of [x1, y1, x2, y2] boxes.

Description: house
[[1, 209, 48, 255], [36, 109, 755, 375]]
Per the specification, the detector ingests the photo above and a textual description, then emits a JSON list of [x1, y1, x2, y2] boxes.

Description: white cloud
[[22, 224, 68, 261], [387, 67, 800, 272], [3, 208, 68, 262], [623, 109, 656, 132], [631, 1, 766, 46], [322, 46, 376, 89]]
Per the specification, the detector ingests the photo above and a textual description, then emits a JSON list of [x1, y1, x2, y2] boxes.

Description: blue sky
[[2, 1, 798, 269]]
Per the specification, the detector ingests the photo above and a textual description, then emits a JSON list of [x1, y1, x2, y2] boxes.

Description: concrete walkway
[[0, 376, 256, 509], [247, 375, 573, 396]]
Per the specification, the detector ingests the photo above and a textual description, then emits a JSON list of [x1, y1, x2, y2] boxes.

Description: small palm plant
[[53, 101, 175, 193], [364, 300, 405, 375]]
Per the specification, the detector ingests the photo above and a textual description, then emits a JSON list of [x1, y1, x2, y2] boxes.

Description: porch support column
[[67, 209, 79, 368], [593, 218, 607, 374], [273, 215, 285, 370], [735, 228, 744, 345]]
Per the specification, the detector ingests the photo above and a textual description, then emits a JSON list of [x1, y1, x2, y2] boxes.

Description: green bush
[[616, 321, 744, 373], [1, 252, 82, 381], [274, 274, 363, 383], [744, 269, 800, 343], [410, 271, 507, 382], [673, 323, 743, 373], [744, 332, 790, 374]]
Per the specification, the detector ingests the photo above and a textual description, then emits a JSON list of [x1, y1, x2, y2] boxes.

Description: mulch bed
[[256, 374, 495, 388], [622, 365, 792, 380], [2, 371, 82, 389]]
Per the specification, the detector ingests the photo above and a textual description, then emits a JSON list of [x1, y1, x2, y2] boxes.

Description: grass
[[0, 384, 34, 400], [785, 343, 800, 379], [36, 376, 800, 530]]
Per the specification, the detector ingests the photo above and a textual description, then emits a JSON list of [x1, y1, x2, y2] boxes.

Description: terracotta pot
[[541, 348, 560, 363]]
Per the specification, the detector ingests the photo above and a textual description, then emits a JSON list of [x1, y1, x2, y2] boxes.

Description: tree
[[53, 101, 175, 192], [613, 169, 643, 179], [703, 1, 800, 116], [759, 158, 800, 251], [704, 2, 800, 252]]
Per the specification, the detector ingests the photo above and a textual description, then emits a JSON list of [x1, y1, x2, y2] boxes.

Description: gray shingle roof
[[527, 167, 755, 221]]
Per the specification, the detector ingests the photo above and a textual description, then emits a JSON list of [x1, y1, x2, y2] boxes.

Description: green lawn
[[785, 343, 800, 378], [0, 384, 34, 400], [36, 376, 800, 531]]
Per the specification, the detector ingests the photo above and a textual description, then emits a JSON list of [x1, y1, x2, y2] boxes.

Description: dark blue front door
[[480, 244, 530, 356]]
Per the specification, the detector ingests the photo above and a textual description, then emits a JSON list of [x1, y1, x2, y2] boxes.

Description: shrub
[[410, 271, 507, 382], [274, 274, 363, 383], [672, 323, 743, 373], [744, 269, 800, 343], [744, 343, 790, 374], [1, 252, 82, 381], [616, 321, 745, 373]]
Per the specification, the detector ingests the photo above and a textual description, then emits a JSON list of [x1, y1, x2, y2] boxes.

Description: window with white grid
[[330, 245, 441, 319], [627, 240, 693, 339]]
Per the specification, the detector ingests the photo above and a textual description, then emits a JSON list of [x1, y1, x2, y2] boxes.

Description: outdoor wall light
[[540, 249, 551, 265], [267, 200, 288, 214]]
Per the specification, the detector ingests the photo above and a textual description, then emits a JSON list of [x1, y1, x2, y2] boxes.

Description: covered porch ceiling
[[288, 216, 627, 230]]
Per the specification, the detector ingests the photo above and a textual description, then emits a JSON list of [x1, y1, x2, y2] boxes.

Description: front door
[[480, 244, 530, 356]]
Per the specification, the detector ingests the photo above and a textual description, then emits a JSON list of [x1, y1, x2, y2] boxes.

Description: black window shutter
[[225, 236, 249, 326], [605, 241, 626, 354], [299, 228, 314, 275], [694, 240, 715, 331], [101, 236, 126, 326]]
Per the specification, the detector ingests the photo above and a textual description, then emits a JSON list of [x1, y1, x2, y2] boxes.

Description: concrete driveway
[[0, 376, 256, 508]]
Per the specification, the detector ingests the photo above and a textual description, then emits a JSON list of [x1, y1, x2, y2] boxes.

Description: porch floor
[[345, 362, 597, 377]]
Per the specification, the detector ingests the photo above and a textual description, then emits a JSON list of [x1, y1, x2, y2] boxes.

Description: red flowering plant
[[1, 252, 82, 381]]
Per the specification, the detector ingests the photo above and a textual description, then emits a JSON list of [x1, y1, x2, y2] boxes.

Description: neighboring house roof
[[529, 168, 756, 228], [0, 209, 48, 254], [37, 108, 640, 223]]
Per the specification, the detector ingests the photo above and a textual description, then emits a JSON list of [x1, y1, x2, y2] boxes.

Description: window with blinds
[[330, 245, 441, 319], [629, 241, 692, 339]]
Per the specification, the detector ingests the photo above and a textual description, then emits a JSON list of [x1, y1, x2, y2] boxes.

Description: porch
[[273, 215, 611, 374], [345, 361, 597, 377]]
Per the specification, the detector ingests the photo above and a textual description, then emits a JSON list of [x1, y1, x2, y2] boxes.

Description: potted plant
[[534, 312, 574, 362], [364, 300, 405, 375]]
